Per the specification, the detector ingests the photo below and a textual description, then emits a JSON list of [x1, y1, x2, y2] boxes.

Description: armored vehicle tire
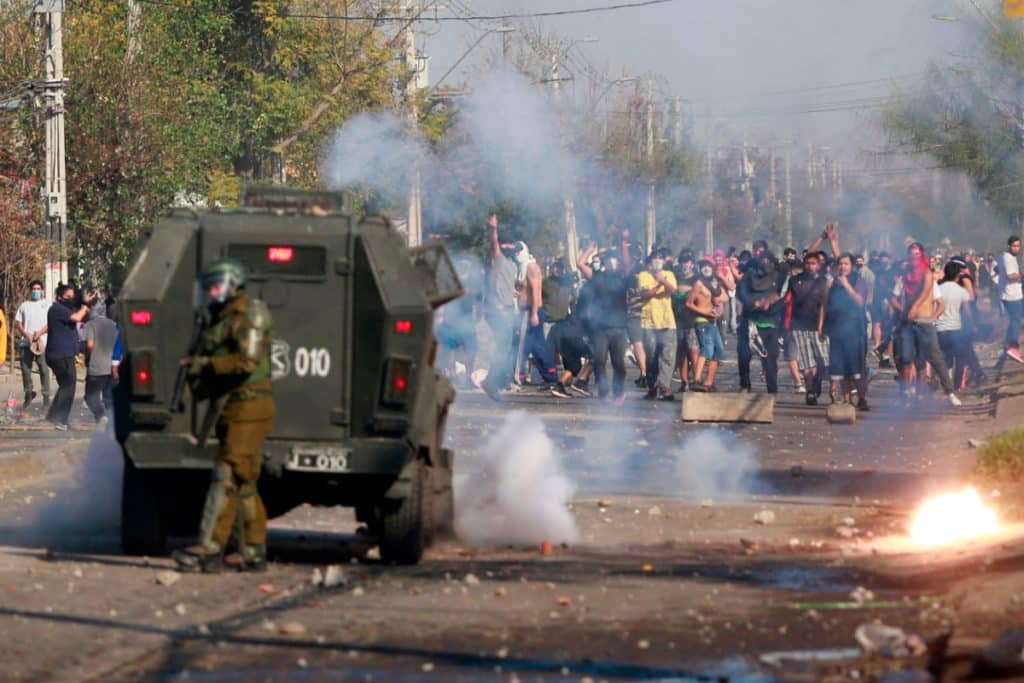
[[379, 459, 427, 565], [428, 450, 454, 541], [121, 459, 167, 556]]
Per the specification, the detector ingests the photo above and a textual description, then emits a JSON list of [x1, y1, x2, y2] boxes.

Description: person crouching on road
[[173, 258, 275, 573]]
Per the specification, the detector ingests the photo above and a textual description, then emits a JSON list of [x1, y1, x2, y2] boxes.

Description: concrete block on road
[[826, 403, 856, 425], [680, 392, 774, 423]]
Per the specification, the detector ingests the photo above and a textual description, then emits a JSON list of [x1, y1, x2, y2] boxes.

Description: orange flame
[[909, 488, 999, 547]]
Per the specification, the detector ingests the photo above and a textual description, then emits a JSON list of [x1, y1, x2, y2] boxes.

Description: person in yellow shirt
[[636, 249, 678, 400]]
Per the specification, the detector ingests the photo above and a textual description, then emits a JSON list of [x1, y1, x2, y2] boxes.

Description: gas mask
[[700, 265, 714, 279]]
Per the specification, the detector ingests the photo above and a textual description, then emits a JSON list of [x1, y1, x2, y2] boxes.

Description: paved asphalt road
[[0, 355, 1014, 682]]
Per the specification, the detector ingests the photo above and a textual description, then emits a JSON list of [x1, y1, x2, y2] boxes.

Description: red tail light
[[394, 319, 413, 334], [132, 352, 155, 397], [380, 358, 412, 406], [130, 310, 152, 325], [268, 246, 294, 262]]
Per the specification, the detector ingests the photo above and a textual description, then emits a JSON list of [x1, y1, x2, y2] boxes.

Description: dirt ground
[[0, 358, 1022, 682]]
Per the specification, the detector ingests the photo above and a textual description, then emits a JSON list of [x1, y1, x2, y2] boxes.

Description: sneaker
[[48, 420, 68, 431], [738, 386, 751, 394], [794, 385, 807, 394], [22, 391, 37, 409], [690, 384, 707, 393], [679, 381, 687, 393], [568, 382, 592, 397], [879, 355, 893, 368], [613, 393, 627, 407], [634, 375, 647, 388], [856, 397, 870, 412], [41, 398, 51, 409], [657, 388, 675, 401], [705, 385, 718, 393], [643, 388, 658, 400], [550, 383, 573, 399], [223, 550, 268, 573], [1007, 347, 1024, 364], [948, 392, 962, 407], [805, 393, 818, 406]]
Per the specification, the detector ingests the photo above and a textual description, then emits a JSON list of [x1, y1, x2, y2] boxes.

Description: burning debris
[[908, 488, 1000, 548]]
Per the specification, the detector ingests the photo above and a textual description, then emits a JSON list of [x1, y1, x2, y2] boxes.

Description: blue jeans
[[695, 322, 725, 361], [1003, 299, 1022, 349], [520, 308, 559, 383]]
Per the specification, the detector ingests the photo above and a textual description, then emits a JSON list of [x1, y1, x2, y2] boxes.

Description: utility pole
[[784, 147, 793, 247], [551, 53, 579, 271], [673, 96, 682, 148], [645, 79, 656, 252], [39, 0, 67, 297], [705, 128, 714, 255], [403, 0, 422, 247], [768, 145, 776, 205]]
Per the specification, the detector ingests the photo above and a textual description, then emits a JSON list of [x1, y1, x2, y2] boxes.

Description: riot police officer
[[172, 258, 275, 573]]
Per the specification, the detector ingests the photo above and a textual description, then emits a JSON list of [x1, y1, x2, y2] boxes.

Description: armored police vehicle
[[114, 187, 462, 565]]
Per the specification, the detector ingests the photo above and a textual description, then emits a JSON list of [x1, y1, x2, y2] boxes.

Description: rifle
[[170, 309, 206, 413]]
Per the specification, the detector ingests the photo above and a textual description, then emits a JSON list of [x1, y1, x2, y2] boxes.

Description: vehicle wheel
[[121, 459, 166, 556], [379, 459, 427, 565], [429, 449, 455, 540]]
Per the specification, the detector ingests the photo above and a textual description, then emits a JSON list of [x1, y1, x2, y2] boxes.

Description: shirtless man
[[686, 260, 728, 391], [513, 240, 560, 387], [891, 242, 961, 407]]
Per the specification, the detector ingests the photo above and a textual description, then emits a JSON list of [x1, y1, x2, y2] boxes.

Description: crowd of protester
[[436, 215, 1024, 411]]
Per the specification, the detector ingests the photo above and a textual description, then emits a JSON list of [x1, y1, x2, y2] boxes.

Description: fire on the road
[[908, 488, 1000, 547]]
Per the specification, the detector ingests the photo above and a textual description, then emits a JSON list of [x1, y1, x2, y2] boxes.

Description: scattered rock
[[850, 586, 876, 604], [280, 621, 307, 636], [637, 639, 650, 649], [464, 573, 481, 586], [174, 603, 187, 616], [840, 516, 856, 527], [421, 663, 435, 673], [753, 510, 776, 525], [258, 583, 275, 594], [739, 538, 758, 551], [155, 570, 181, 587], [557, 596, 572, 607], [596, 499, 612, 509], [836, 526, 856, 539], [790, 465, 805, 478], [310, 568, 324, 586], [647, 505, 662, 517], [701, 499, 713, 508], [260, 619, 276, 632], [540, 540, 553, 556], [196, 624, 211, 636], [967, 438, 987, 449], [323, 565, 347, 588], [297, 658, 308, 669], [494, 587, 508, 598], [352, 586, 365, 596]]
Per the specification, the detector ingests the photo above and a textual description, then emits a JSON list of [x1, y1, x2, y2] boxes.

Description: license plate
[[286, 446, 350, 473]]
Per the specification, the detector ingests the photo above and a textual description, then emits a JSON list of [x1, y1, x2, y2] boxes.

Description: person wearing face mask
[[671, 250, 699, 392], [637, 249, 678, 400], [686, 260, 728, 392], [787, 252, 830, 405], [736, 251, 789, 393], [173, 258, 275, 573], [820, 254, 871, 408], [15, 279, 52, 409], [579, 244, 630, 403], [44, 284, 91, 429]]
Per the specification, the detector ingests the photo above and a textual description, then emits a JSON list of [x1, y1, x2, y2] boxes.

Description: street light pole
[[645, 79, 656, 252]]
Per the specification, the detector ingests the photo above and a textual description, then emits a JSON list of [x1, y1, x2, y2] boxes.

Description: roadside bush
[[975, 430, 1024, 482]]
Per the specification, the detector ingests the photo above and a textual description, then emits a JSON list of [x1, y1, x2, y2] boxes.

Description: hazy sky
[[418, 0, 976, 150]]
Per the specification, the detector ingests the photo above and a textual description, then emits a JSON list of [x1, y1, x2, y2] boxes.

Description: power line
[[134, 0, 678, 22]]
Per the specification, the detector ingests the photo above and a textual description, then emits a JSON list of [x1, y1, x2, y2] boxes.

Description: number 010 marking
[[294, 347, 331, 378]]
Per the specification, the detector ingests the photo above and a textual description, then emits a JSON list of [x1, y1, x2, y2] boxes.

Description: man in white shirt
[[1000, 236, 1023, 363], [14, 279, 52, 408]]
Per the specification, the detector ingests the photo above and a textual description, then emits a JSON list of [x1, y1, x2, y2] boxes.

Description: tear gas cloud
[[323, 67, 582, 223], [670, 429, 758, 501], [454, 411, 579, 548], [28, 424, 123, 549]]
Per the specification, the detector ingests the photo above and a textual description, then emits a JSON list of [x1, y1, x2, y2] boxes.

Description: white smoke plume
[[322, 111, 426, 200], [30, 423, 123, 546], [671, 428, 758, 501], [454, 411, 579, 548]]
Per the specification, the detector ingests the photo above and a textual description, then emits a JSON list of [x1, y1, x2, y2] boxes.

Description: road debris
[[464, 573, 481, 586], [155, 570, 180, 587], [850, 586, 876, 603], [753, 510, 776, 525], [280, 621, 308, 636]]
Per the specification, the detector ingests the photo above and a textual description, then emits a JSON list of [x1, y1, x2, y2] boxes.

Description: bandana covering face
[[513, 242, 535, 282], [903, 249, 930, 299]]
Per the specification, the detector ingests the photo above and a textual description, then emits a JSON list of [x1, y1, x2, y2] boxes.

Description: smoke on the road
[[30, 422, 123, 546], [454, 410, 579, 548], [670, 428, 759, 501]]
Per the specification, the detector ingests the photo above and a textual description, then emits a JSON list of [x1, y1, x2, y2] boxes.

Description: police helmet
[[199, 257, 247, 303]]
